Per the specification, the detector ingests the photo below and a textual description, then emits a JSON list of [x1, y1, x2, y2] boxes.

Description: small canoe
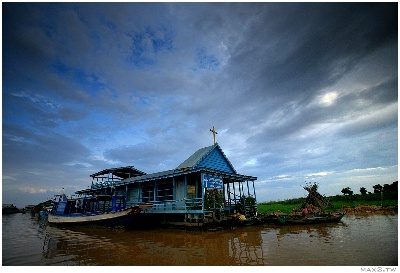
[[276, 212, 345, 225]]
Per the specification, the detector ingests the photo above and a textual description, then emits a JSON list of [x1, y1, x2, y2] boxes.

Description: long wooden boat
[[276, 212, 345, 225], [47, 194, 149, 227]]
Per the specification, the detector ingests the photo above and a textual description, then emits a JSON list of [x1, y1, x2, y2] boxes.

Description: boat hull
[[276, 213, 344, 225], [48, 207, 140, 227]]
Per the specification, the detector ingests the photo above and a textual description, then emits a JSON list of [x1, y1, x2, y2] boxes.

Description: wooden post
[[154, 181, 157, 202], [233, 181, 236, 205], [184, 175, 187, 199], [138, 183, 141, 203], [172, 177, 176, 201], [253, 180, 257, 202]]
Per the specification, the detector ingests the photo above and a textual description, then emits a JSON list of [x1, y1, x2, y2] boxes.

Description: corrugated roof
[[90, 166, 146, 179], [121, 167, 255, 184], [176, 143, 236, 174], [75, 144, 256, 194], [175, 144, 216, 170]]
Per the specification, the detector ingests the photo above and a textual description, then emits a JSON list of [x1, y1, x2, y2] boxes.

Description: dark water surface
[[2, 213, 397, 266]]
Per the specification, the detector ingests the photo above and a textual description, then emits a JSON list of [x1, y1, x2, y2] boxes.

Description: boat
[[47, 193, 149, 227], [272, 182, 345, 225], [39, 205, 53, 220], [276, 212, 345, 225]]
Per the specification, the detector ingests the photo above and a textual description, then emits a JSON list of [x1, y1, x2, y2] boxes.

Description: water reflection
[[43, 225, 266, 265], [228, 227, 265, 265], [39, 215, 397, 266], [276, 221, 347, 238]]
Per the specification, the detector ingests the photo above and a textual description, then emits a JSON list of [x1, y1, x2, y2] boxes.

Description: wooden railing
[[128, 198, 204, 212]]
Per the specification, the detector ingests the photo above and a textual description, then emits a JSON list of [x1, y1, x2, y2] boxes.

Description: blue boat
[[47, 194, 146, 227]]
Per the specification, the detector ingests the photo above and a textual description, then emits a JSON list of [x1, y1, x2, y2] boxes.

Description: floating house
[[2, 204, 21, 214], [75, 143, 258, 227]]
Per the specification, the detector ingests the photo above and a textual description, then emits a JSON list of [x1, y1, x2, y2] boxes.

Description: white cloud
[[318, 91, 339, 106], [19, 187, 47, 194], [2, 175, 17, 181], [306, 171, 335, 178]]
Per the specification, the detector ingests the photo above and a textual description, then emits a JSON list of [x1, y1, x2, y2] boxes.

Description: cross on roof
[[210, 125, 218, 144]]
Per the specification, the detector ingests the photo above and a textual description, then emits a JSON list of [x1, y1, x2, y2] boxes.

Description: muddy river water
[[2, 213, 397, 266]]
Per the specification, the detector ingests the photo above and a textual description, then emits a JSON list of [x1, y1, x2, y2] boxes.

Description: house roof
[[176, 143, 237, 174], [75, 143, 255, 194], [176, 144, 215, 170], [117, 143, 250, 184], [120, 167, 256, 185], [90, 166, 146, 179]]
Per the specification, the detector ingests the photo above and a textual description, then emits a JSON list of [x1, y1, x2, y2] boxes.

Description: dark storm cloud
[[2, 2, 397, 206], [220, 3, 397, 108], [3, 124, 91, 169]]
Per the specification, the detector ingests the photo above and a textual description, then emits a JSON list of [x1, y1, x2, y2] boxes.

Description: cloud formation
[[2, 3, 397, 207]]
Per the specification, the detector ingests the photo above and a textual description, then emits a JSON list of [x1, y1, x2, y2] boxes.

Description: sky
[[2, 2, 398, 208]]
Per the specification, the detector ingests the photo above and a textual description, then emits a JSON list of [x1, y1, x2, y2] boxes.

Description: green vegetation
[[258, 198, 304, 214], [258, 199, 397, 214], [258, 181, 398, 214]]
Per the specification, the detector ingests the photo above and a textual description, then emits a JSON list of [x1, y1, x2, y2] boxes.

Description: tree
[[373, 184, 383, 193], [341, 187, 353, 195], [360, 187, 367, 195]]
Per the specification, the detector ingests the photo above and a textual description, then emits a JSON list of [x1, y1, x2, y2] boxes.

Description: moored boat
[[276, 212, 345, 225], [47, 193, 146, 227]]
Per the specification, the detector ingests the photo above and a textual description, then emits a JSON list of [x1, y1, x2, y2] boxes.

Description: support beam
[[172, 177, 176, 200], [233, 181, 236, 204], [138, 183, 141, 203], [253, 181, 257, 201], [184, 175, 187, 199], [154, 181, 157, 202]]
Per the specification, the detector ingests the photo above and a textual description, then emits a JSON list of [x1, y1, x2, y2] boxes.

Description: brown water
[[2, 213, 398, 266]]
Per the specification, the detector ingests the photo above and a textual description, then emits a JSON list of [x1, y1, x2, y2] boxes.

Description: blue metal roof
[[176, 143, 236, 174], [121, 167, 256, 185], [176, 144, 215, 170], [75, 143, 256, 194]]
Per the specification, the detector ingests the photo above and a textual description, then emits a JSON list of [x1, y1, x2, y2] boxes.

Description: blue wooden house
[[76, 143, 258, 227]]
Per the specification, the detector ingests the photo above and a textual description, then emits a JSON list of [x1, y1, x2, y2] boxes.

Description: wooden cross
[[210, 125, 218, 144]]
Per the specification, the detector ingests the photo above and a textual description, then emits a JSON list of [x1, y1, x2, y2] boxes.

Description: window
[[157, 182, 173, 201], [142, 185, 154, 203], [187, 185, 196, 198]]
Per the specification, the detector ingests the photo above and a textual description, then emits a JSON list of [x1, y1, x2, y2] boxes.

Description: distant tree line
[[336, 181, 398, 202], [341, 181, 398, 196], [259, 181, 398, 205]]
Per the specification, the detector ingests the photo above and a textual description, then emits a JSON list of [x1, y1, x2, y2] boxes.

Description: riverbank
[[258, 200, 398, 216], [340, 204, 397, 215]]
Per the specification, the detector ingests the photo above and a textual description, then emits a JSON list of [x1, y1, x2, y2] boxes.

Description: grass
[[257, 202, 302, 214], [257, 199, 398, 214]]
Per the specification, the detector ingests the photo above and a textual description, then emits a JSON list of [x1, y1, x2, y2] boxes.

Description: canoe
[[276, 212, 345, 225]]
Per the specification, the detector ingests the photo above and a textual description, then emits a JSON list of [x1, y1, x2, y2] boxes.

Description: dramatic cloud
[[2, 3, 397, 207]]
